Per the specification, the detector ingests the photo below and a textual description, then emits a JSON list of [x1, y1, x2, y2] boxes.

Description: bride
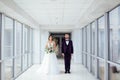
[[37, 35, 59, 75]]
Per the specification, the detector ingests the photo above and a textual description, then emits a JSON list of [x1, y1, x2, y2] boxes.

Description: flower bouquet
[[45, 46, 55, 54]]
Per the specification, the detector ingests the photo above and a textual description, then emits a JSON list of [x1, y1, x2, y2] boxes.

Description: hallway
[[0, 0, 120, 80], [16, 60, 97, 80]]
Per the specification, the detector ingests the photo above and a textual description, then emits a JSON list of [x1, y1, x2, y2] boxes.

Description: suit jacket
[[62, 39, 74, 54]]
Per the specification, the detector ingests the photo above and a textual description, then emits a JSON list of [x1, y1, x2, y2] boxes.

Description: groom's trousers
[[64, 54, 71, 72], [64, 45, 71, 72]]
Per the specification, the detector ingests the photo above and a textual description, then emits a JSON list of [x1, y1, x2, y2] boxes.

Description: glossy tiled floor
[[16, 60, 97, 80]]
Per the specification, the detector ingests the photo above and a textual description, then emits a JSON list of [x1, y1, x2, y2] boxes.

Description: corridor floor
[[16, 60, 97, 80]]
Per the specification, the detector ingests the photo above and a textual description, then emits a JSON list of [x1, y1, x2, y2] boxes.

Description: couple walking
[[37, 33, 74, 75]]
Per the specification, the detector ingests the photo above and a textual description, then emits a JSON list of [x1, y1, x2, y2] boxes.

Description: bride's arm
[[45, 42, 48, 48], [53, 41, 56, 50]]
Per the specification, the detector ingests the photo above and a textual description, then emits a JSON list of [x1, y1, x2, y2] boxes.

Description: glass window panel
[[0, 62, 1, 80], [82, 54, 84, 64], [28, 28, 32, 67], [87, 25, 90, 53], [22, 26, 29, 69], [98, 60, 105, 80], [92, 57, 95, 75], [82, 28, 84, 64], [4, 59, 13, 80], [98, 16, 105, 58], [109, 64, 120, 80], [15, 21, 22, 56], [83, 27, 87, 51], [14, 57, 21, 77], [4, 17, 13, 58], [109, 6, 120, 64], [83, 27, 87, 66], [14, 21, 22, 77], [92, 22, 96, 55], [0, 62, 2, 79], [83, 54, 86, 66], [87, 25, 91, 69], [85, 27, 87, 67], [23, 55, 27, 70], [82, 28, 84, 51], [87, 54, 90, 69], [30, 29, 33, 65], [23, 27, 28, 55], [0, 14, 1, 80], [0, 14, 2, 61], [28, 54, 32, 66]]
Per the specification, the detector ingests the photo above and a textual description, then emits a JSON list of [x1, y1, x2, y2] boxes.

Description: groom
[[62, 33, 74, 74]]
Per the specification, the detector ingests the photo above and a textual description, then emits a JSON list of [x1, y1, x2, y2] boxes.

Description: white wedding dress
[[36, 42, 59, 75]]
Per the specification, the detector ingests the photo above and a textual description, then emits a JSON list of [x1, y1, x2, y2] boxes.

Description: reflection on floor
[[16, 60, 97, 80]]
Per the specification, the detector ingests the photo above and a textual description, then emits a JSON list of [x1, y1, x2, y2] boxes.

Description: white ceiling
[[11, 0, 120, 31], [13, 0, 94, 27]]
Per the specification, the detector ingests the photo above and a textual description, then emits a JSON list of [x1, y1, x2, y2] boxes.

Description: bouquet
[[45, 46, 55, 54]]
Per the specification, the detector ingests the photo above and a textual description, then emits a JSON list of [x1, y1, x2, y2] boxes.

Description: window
[[81, 4, 120, 80], [1, 14, 33, 80], [0, 13, 2, 80], [28, 28, 33, 66], [98, 16, 105, 58], [91, 22, 96, 55], [14, 21, 22, 76], [4, 59, 13, 80], [4, 17, 14, 80], [87, 25, 91, 69], [87, 25, 91, 53], [23, 26, 29, 70], [84, 27, 87, 67], [109, 6, 120, 64], [15, 21, 22, 56], [82, 28, 84, 64], [91, 22, 96, 75], [4, 17, 13, 58], [92, 57, 95, 75], [83, 27, 87, 52], [98, 60, 105, 80]]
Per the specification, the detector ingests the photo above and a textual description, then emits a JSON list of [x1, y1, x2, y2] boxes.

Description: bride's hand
[[62, 53, 64, 57]]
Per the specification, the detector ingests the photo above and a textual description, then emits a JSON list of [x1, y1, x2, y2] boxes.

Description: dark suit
[[62, 39, 73, 72]]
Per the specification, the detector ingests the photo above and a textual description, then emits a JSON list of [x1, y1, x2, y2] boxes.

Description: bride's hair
[[48, 35, 53, 40]]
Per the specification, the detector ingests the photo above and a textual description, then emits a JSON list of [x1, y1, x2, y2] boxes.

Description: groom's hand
[[62, 53, 64, 57], [71, 53, 73, 56], [71, 54, 73, 59]]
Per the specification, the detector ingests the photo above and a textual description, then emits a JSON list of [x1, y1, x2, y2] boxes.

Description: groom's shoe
[[68, 71, 71, 74], [65, 71, 67, 74]]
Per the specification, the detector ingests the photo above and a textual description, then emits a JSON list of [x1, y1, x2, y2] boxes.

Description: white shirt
[[66, 40, 69, 45]]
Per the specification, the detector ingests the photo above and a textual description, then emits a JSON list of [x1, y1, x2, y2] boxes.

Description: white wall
[[33, 28, 41, 64], [40, 29, 49, 63], [72, 29, 82, 64], [33, 29, 49, 64]]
